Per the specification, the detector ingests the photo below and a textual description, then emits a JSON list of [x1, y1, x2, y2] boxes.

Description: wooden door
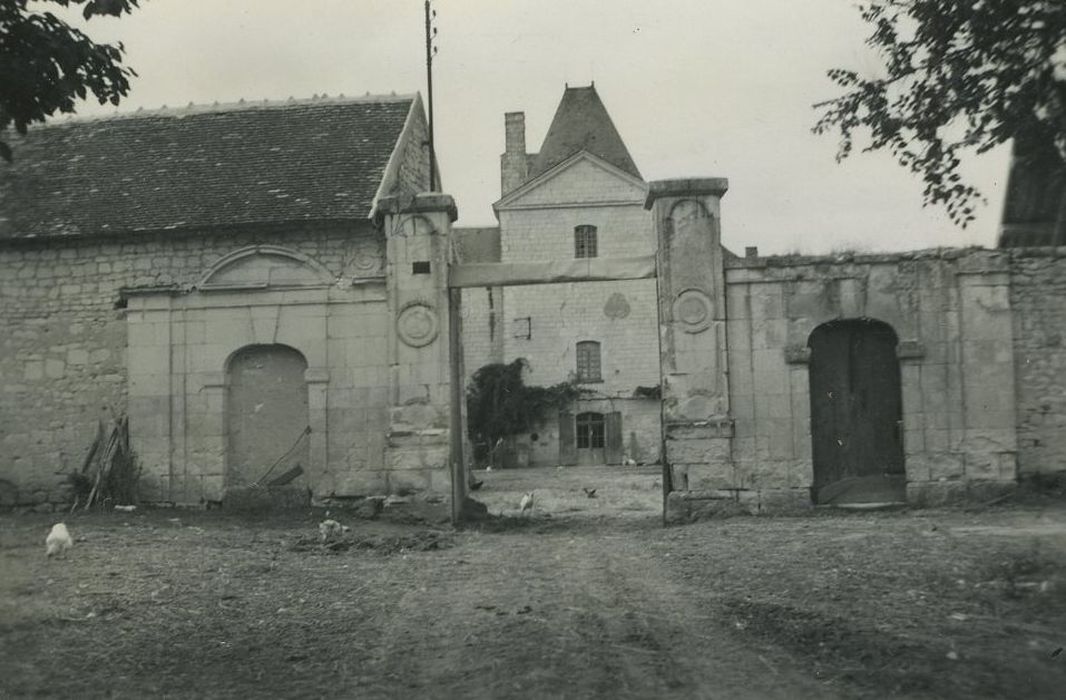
[[808, 320, 905, 504], [576, 412, 606, 465]]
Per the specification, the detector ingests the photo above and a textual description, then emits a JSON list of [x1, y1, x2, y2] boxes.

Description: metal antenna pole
[[425, 0, 437, 192]]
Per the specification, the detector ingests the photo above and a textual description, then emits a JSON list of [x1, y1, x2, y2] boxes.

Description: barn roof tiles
[[0, 94, 420, 239]]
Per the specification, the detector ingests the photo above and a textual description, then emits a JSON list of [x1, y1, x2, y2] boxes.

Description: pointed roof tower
[[528, 84, 642, 181]]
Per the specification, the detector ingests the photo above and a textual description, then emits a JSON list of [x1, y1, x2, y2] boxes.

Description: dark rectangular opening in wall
[[412, 261, 431, 274]]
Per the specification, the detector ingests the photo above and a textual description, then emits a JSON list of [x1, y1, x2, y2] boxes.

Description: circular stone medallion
[[397, 303, 439, 347], [352, 245, 381, 273], [673, 289, 713, 333]]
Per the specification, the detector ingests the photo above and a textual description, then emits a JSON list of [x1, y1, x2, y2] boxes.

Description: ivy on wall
[[466, 359, 582, 462]]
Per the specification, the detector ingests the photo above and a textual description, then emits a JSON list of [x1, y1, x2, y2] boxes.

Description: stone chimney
[[500, 112, 529, 197]]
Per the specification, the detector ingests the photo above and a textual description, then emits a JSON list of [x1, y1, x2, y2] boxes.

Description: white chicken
[[519, 491, 535, 516], [318, 519, 349, 542], [45, 523, 73, 558]]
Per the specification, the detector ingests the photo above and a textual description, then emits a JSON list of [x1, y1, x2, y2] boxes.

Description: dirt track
[[366, 520, 836, 699], [3, 476, 1066, 699]]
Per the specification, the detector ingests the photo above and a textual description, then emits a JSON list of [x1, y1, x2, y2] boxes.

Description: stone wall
[[126, 271, 393, 505], [504, 279, 658, 390], [511, 396, 661, 467], [643, 175, 1026, 522], [496, 177, 652, 262], [1009, 248, 1066, 477], [718, 248, 1018, 513], [0, 222, 384, 507], [458, 287, 500, 380]]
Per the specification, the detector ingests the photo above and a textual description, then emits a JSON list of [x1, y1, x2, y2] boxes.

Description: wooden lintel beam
[[448, 255, 657, 288]]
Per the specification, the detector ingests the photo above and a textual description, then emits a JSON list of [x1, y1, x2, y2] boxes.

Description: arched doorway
[[226, 345, 310, 488], [808, 319, 905, 505]]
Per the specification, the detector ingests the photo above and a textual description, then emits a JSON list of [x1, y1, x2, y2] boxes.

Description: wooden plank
[[558, 411, 577, 466], [605, 412, 624, 465], [448, 256, 657, 289], [79, 422, 103, 474], [448, 287, 467, 523], [266, 464, 304, 487]]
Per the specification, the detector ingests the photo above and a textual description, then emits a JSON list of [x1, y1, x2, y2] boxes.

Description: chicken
[[519, 491, 535, 516], [45, 523, 73, 558], [469, 479, 484, 491], [318, 519, 349, 542]]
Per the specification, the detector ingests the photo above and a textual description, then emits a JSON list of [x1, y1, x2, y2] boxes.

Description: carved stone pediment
[[198, 246, 334, 291]]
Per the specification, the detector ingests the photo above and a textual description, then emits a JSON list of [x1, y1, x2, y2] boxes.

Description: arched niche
[[388, 213, 437, 238], [224, 344, 310, 489], [667, 197, 712, 224]]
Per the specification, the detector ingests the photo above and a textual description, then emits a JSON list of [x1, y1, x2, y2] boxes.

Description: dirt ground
[[3, 466, 1066, 699]]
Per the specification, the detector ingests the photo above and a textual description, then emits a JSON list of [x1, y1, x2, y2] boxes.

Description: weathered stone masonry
[[5, 84, 1066, 517], [648, 177, 1066, 521], [0, 224, 386, 505], [0, 94, 441, 509], [725, 248, 1018, 510], [1009, 249, 1066, 478]]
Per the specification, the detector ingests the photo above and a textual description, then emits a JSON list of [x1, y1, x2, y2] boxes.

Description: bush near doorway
[[466, 359, 584, 466]]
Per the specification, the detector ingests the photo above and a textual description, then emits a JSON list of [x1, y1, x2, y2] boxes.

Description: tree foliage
[[465, 359, 583, 462], [0, 0, 140, 161], [814, 1, 1066, 226]]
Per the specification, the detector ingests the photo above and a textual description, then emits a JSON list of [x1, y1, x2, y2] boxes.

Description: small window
[[576, 340, 601, 382], [574, 225, 598, 258], [412, 261, 431, 274], [513, 317, 532, 340], [576, 412, 606, 449]]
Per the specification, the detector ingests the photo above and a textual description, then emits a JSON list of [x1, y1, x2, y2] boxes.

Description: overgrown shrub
[[466, 359, 583, 463]]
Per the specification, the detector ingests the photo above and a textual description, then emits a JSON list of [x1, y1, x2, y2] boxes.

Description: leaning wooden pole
[[448, 287, 467, 523]]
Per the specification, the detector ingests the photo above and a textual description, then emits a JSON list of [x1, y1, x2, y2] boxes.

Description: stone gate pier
[[648, 178, 1022, 522]]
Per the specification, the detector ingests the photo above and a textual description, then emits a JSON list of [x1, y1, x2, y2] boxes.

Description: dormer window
[[574, 225, 598, 258]]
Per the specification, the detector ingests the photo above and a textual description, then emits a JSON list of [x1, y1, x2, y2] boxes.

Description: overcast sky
[[65, 0, 1009, 254]]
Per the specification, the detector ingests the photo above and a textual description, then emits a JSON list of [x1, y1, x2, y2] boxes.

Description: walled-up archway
[[808, 319, 905, 505], [225, 344, 310, 488]]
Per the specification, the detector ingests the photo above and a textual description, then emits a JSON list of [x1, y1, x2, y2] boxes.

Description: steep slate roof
[[0, 95, 419, 239], [528, 85, 642, 181], [998, 133, 1065, 247]]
